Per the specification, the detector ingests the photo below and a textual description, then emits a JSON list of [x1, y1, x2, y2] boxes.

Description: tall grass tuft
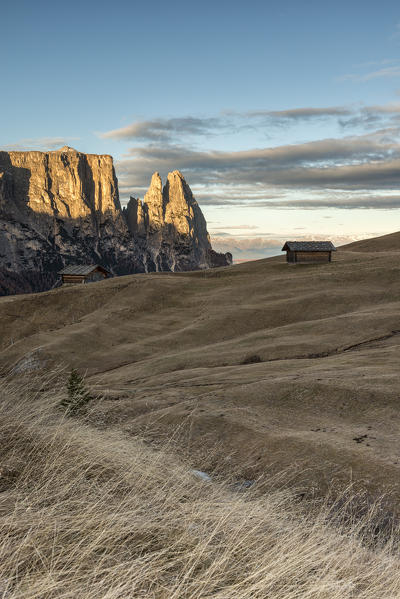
[[0, 373, 399, 598]]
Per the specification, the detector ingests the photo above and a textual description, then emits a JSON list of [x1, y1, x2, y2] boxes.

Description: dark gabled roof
[[281, 241, 336, 252], [58, 264, 111, 276]]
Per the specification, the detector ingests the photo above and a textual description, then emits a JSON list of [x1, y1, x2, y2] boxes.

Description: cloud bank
[[210, 232, 374, 261], [116, 128, 400, 203], [102, 102, 400, 143], [101, 102, 400, 215]]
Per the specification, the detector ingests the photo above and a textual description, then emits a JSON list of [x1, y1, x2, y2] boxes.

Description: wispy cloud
[[101, 108, 350, 143], [340, 63, 400, 82], [194, 190, 284, 206], [102, 103, 400, 146], [203, 191, 400, 211], [390, 22, 400, 40], [210, 224, 260, 230], [100, 117, 224, 142], [338, 105, 400, 129], [245, 195, 400, 210], [246, 106, 352, 120], [354, 58, 400, 68], [210, 235, 284, 259], [0, 137, 79, 151]]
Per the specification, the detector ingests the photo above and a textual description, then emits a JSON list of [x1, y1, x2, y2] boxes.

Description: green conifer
[[61, 369, 91, 415]]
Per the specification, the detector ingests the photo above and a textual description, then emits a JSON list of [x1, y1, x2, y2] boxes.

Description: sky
[[1, 0, 400, 260]]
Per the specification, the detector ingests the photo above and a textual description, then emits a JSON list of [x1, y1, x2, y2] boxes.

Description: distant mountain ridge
[[0, 147, 231, 295]]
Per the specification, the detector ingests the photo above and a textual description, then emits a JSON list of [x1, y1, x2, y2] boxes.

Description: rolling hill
[[1, 232, 400, 505]]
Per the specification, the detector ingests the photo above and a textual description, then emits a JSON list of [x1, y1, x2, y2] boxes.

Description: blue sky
[[2, 0, 400, 259]]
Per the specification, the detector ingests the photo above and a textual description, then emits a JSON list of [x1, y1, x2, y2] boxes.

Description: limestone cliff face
[[0, 147, 144, 294], [124, 171, 232, 272], [0, 149, 231, 295]]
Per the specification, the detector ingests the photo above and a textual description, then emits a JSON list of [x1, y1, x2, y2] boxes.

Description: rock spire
[[124, 170, 232, 272]]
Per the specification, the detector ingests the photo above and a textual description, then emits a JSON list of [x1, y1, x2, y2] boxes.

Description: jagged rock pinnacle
[[125, 171, 232, 272]]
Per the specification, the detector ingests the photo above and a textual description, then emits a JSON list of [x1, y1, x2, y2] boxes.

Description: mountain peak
[[126, 171, 232, 271], [168, 170, 185, 179], [149, 172, 162, 190], [57, 146, 77, 152]]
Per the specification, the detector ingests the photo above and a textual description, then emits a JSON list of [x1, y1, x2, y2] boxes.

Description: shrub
[[241, 354, 262, 365]]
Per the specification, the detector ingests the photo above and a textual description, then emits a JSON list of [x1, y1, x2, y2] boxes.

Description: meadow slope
[[1, 233, 400, 503]]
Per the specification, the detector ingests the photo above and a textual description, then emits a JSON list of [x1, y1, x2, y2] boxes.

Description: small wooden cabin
[[282, 241, 336, 264], [59, 265, 111, 285]]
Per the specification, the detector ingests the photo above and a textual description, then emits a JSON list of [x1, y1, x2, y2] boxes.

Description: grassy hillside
[[342, 230, 400, 252], [1, 376, 400, 598], [1, 233, 400, 504]]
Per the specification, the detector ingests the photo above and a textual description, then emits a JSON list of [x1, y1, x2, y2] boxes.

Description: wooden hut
[[58, 265, 111, 285], [282, 241, 336, 264]]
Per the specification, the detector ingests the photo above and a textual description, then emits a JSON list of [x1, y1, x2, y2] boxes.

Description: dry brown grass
[[1, 374, 400, 598], [1, 242, 400, 503]]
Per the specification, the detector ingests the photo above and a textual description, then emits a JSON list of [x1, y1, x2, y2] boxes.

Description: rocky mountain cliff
[[0, 147, 231, 295], [124, 171, 231, 272]]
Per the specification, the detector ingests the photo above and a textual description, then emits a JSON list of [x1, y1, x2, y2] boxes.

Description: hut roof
[[58, 264, 110, 276], [281, 241, 336, 252]]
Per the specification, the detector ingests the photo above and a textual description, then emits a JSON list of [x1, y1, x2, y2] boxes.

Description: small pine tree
[[61, 369, 92, 415]]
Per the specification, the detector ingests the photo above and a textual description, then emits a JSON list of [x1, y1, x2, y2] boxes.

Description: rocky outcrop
[[0, 147, 145, 294], [124, 171, 232, 272], [0, 149, 231, 295]]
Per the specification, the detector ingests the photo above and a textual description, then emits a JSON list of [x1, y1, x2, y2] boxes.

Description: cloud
[[338, 104, 400, 130], [247, 106, 352, 120], [116, 129, 400, 195], [102, 107, 350, 144], [109, 105, 400, 211], [102, 102, 400, 144], [245, 195, 400, 210], [0, 137, 79, 151], [212, 236, 282, 248], [211, 235, 283, 257], [210, 224, 259, 230], [256, 159, 400, 189], [100, 117, 224, 142], [210, 233, 369, 259], [365, 103, 400, 114], [354, 59, 400, 68], [341, 66, 400, 82], [391, 23, 400, 40], [194, 190, 284, 206]]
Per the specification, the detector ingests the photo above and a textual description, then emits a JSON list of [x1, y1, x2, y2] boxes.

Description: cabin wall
[[295, 251, 331, 263], [61, 269, 109, 285], [62, 275, 85, 284], [286, 251, 296, 263], [85, 271, 107, 283]]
